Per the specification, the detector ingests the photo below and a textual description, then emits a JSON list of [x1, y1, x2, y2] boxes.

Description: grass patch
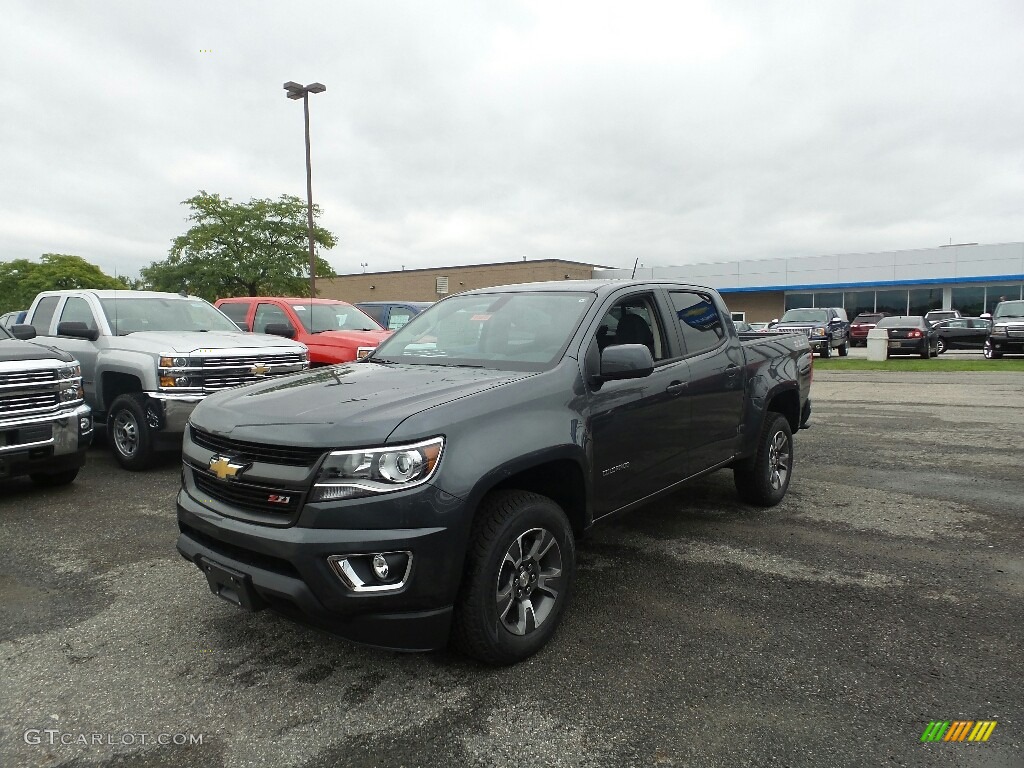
[[813, 357, 1024, 372]]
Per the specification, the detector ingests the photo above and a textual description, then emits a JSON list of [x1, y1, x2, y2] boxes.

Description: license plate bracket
[[198, 557, 263, 611]]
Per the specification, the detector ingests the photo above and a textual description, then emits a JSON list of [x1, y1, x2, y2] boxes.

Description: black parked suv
[[176, 280, 813, 664], [771, 307, 850, 357], [985, 300, 1024, 359]]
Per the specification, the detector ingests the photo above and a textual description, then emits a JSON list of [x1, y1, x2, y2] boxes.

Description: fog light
[[79, 416, 92, 432], [372, 554, 389, 580], [327, 552, 413, 593]]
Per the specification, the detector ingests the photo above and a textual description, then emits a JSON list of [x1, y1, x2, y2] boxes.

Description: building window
[[985, 284, 1023, 313], [785, 293, 813, 310], [436, 276, 449, 295], [813, 292, 843, 309], [875, 289, 907, 315], [951, 286, 985, 316], [908, 288, 942, 316], [844, 291, 875, 318]]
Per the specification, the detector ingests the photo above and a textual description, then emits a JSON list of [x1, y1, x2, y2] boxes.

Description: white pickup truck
[[24, 290, 308, 470]]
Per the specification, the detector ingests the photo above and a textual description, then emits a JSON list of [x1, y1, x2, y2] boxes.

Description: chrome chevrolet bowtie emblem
[[209, 455, 249, 480], [252, 364, 270, 376]]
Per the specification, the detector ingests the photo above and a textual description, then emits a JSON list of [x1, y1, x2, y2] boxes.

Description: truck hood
[[116, 331, 306, 354], [0, 338, 75, 363], [189, 362, 534, 448], [307, 329, 391, 346]]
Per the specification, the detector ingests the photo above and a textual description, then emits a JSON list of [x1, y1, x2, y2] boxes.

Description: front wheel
[[108, 393, 156, 470], [734, 413, 794, 507], [936, 338, 946, 355], [452, 490, 575, 665], [820, 343, 831, 359], [984, 340, 1002, 360]]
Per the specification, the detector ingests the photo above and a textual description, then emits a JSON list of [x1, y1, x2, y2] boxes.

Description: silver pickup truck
[[0, 322, 92, 485], [24, 290, 308, 470]]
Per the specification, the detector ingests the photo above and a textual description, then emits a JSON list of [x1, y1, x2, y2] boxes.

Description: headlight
[[159, 356, 193, 368], [57, 365, 83, 401], [991, 326, 1007, 336], [812, 327, 826, 336], [310, 437, 444, 502], [58, 364, 80, 380]]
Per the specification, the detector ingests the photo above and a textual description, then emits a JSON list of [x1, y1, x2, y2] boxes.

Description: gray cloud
[[2, 0, 1023, 281]]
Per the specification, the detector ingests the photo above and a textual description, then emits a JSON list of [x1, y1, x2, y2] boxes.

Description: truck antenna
[[630, 258, 639, 279]]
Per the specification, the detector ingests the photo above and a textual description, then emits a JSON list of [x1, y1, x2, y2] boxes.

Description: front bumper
[[146, 394, 203, 450], [175, 481, 469, 651], [989, 337, 1024, 354], [0, 403, 93, 479]]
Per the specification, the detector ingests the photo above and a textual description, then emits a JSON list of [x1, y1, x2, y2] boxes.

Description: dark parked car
[[849, 312, 889, 347], [0, 310, 27, 330], [924, 309, 962, 325], [877, 316, 938, 358], [355, 301, 432, 331], [932, 317, 991, 354], [985, 299, 1024, 359]]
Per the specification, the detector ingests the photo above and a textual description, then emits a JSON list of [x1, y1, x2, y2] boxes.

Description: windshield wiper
[[364, 357, 395, 365]]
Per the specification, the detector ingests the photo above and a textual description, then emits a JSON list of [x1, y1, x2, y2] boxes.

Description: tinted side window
[[32, 296, 60, 335], [219, 302, 251, 324], [58, 297, 98, 330], [669, 291, 726, 356], [253, 303, 294, 334], [388, 308, 413, 330]]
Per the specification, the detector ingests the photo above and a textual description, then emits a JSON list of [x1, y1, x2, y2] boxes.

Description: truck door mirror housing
[[11, 324, 37, 340], [263, 323, 296, 339], [57, 321, 99, 341], [599, 344, 654, 381]]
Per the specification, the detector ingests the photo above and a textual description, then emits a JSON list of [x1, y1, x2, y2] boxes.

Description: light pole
[[284, 80, 326, 298]]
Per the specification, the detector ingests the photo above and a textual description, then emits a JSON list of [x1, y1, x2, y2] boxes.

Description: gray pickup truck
[[0, 322, 92, 485], [177, 279, 813, 664], [24, 290, 308, 470]]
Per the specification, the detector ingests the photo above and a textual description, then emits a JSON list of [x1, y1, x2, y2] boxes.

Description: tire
[[29, 468, 80, 486], [920, 343, 931, 359], [734, 413, 794, 507], [820, 343, 831, 359], [983, 340, 1002, 360], [108, 393, 157, 470], [936, 338, 946, 355], [838, 340, 849, 357], [452, 490, 575, 665]]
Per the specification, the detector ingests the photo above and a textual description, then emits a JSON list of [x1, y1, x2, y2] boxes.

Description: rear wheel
[[838, 340, 849, 357], [936, 338, 946, 354], [108, 393, 157, 470], [920, 342, 931, 359], [452, 490, 575, 665], [984, 340, 1002, 360], [734, 413, 794, 507]]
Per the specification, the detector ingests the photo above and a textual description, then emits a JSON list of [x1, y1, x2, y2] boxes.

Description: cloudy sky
[[2, 0, 1023, 278]]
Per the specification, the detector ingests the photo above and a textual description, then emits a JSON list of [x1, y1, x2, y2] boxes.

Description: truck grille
[[0, 369, 57, 387], [1006, 325, 1024, 338], [190, 426, 324, 467], [192, 468, 304, 517], [776, 326, 812, 337], [0, 392, 60, 418], [201, 353, 306, 368]]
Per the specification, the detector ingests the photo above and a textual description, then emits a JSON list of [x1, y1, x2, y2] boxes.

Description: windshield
[[993, 301, 1024, 320], [100, 297, 239, 335], [371, 291, 596, 371], [779, 309, 828, 323], [291, 303, 383, 333]]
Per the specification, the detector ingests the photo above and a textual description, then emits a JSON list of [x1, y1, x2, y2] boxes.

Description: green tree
[[141, 191, 337, 301], [0, 254, 129, 313]]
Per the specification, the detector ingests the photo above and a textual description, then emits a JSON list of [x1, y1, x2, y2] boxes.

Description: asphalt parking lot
[[1, 370, 1022, 768]]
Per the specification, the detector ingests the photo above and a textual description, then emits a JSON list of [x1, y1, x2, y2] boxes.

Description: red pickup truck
[[216, 297, 391, 366]]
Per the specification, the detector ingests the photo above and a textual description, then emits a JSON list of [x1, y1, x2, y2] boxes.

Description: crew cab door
[[665, 290, 746, 471], [586, 290, 691, 517], [47, 295, 103, 404]]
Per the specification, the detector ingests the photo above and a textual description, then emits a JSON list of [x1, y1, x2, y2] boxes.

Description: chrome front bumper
[[0, 403, 93, 456]]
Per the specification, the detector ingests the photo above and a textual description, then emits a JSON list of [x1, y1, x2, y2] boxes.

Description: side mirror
[[11, 324, 36, 340], [263, 323, 296, 339], [57, 321, 99, 341], [980, 313, 992, 320], [831, 318, 844, 324], [599, 344, 654, 381]]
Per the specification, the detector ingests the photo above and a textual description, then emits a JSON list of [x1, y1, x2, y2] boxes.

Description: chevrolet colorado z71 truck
[[24, 290, 308, 470], [215, 297, 391, 365], [176, 280, 812, 664], [0, 322, 92, 485]]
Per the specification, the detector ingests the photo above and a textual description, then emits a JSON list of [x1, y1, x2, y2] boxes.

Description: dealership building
[[322, 242, 1024, 323], [594, 241, 1024, 322]]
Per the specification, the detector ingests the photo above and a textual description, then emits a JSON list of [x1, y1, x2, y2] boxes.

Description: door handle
[[725, 364, 740, 377], [666, 381, 688, 394]]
